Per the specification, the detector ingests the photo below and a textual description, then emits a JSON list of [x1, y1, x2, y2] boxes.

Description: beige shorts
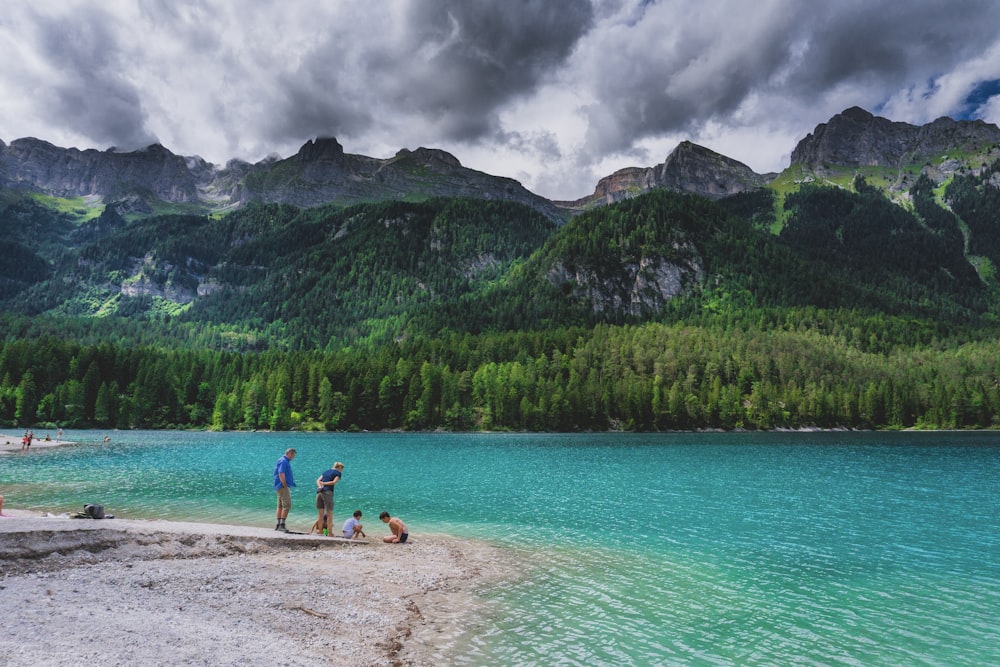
[[276, 486, 292, 511]]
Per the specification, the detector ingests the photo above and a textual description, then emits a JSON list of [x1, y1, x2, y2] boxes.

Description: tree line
[[4, 311, 999, 432]]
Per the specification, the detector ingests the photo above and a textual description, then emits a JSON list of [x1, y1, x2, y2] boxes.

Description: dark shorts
[[315, 490, 333, 511], [398, 532, 408, 543]]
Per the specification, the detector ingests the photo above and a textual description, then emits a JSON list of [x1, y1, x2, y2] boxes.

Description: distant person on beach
[[380, 512, 408, 543], [273, 448, 297, 532], [0, 494, 5, 516], [343, 510, 365, 539], [57, 428, 63, 440], [21, 431, 28, 452], [315, 462, 344, 537]]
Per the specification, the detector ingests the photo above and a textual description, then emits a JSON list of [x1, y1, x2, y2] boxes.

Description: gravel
[[0, 512, 516, 666]]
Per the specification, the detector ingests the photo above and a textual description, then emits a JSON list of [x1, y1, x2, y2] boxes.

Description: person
[[315, 462, 344, 537], [0, 494, 5, 516], [21, 430, 28, 453], [57, 427, 63, 440], [272, 448, 297, 532], [380, 511, 408, 543], [309, 511, 330, 535], [342, 510, 366, 539]]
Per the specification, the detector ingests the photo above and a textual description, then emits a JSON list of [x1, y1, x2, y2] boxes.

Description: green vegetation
[[3, 314, 998, 431], [28, 193, 104, 223], [3, 166, 1000, 432]]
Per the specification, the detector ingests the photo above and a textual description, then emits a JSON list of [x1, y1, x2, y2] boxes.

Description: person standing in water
[[273, 448, 297, 531]]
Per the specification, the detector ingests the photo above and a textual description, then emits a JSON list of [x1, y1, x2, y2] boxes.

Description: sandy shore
[[0, 433, 74, 454], [0, 511, 517, 666]]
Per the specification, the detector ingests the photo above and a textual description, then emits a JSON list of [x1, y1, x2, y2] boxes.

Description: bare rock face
[[548, 252, 702, 317], [566, 141, 770, 209], [0, 138, 201, 202], [238, 141, 567, 222], [0, 136, 568, 223], [790, 106, 1000, 173]]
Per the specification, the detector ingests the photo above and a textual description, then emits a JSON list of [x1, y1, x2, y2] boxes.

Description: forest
[[3, 165, 1000, 432]]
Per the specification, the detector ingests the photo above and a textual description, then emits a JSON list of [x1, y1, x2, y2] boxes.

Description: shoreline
[[0, 432, 86, 455], [0, 512, 519, 666]]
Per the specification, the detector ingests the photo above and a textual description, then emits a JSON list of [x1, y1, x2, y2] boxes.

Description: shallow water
[[4, 430, 999, 665]]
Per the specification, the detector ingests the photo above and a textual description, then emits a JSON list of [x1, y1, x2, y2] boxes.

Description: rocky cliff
[[563, 141, 771, 210], [0, 138, 203, 202], [790, 106, 1000, 174], [0, 135, 568, 223], [6, 106, 1000, 225], [238, 138, 566, 221]]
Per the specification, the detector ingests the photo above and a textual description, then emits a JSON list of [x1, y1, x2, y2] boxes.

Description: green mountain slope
[[3, 198, 558, 348], [3, 175, 1000, 431]]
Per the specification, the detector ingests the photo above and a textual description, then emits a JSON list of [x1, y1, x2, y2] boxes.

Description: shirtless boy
[[379, 511, 408, 543]]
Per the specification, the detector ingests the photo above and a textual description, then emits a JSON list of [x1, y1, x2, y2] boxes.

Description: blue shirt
[[273, 455, 295, 490], [317, 467, 341, 493]]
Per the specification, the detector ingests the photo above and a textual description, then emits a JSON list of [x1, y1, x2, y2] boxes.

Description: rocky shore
[[0, 512, 516, 666]]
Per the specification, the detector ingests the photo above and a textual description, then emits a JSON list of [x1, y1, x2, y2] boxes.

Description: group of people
[[16, 428, 64, 453], [272, 448, 408, 543]]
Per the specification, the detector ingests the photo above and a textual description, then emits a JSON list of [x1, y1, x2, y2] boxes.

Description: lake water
[[3, 430, 999, 665]]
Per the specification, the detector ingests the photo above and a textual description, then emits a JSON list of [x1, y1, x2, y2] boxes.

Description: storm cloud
[[1, 0, 999, 199]]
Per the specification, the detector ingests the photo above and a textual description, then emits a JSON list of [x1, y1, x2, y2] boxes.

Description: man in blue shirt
[[273, 448, 296, 531]]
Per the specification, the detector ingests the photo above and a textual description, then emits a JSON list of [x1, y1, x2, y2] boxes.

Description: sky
[[2, 1, 1000, 201]]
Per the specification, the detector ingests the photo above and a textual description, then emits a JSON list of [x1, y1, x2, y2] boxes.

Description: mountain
[[0, 138, 204, 203], [561, 140, 773, 210], [6, 108, 1000, 433], [234, 137, 568, 222], [0, 136, 568, 223], [5, 106, 1000, 225], [782, 106, 1000, 198], [791, 106, 1000, 174], [3, 105, 1000, 347]]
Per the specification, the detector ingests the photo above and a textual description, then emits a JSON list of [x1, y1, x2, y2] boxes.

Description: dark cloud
[[2, 0, 1000, 199], [265, 0, 593, 147], [579, 0, 1000, 162], [578, 3, 802, 158], [33, 7, 157, 150], [785, 1, 1000, 96]]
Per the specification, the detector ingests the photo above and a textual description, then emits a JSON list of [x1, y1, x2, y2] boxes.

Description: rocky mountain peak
[[0, 137, 199, 202], [790, 106, 1000, 172], [392, 147, 462, 170], [295, 137, 345, 162], [565, 140, 769, 209]]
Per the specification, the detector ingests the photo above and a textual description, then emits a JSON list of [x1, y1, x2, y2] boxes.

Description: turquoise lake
[[3, 430, 999, 665]]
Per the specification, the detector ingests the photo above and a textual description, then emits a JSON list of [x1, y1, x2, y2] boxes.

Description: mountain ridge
[[5, 106, 1000, 221], [791, 106, 1000, 173]]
